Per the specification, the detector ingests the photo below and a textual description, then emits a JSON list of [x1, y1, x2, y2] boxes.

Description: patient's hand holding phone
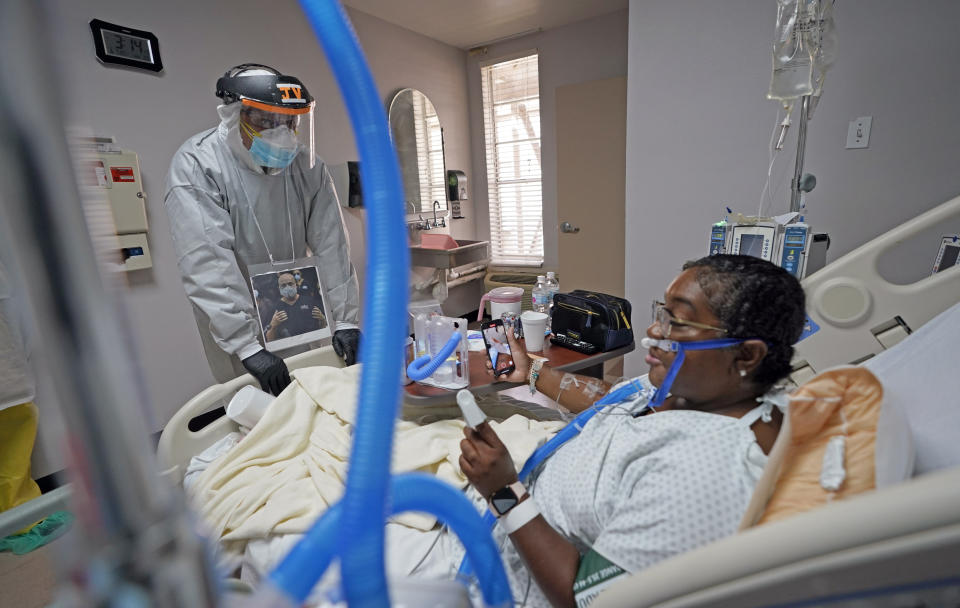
[[482, 319, 516, 377]]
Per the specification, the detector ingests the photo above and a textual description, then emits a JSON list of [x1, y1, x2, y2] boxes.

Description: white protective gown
[[164, 104, 359, 382]]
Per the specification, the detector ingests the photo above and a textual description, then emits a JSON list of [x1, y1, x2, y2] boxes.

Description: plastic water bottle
[[532, 276, 549, 313], [545, 271, 560, 332], [532, 274, 549, 335]]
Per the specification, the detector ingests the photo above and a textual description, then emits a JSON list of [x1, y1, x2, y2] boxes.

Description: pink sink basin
[[409, 239, 489, 268], [419, 233, 459, 250]]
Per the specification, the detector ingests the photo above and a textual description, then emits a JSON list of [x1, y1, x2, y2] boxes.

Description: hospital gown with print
[[443, 377, 769, 607]]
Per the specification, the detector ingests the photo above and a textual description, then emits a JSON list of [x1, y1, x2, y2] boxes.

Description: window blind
[[413, 94, 447, 210], [481, 53, 544, 266]]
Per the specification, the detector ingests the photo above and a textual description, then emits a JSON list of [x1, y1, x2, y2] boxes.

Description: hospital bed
[[594, 305, 960, 607], [154, 308, 960, 608], [139, 195, 960, 605], [594, 194, 960, 607]]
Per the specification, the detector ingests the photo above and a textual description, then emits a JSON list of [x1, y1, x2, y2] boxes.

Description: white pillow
[[865, 302, 960, 476], [872, 395, 914, 486]]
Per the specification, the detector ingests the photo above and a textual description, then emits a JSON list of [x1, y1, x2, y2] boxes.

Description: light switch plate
[[846, 116, 872, 149]]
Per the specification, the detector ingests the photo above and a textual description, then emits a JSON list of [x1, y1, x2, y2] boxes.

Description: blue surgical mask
[[244, 124, 300, 169], [249, 137, 299, 169], [280, 285, 297, 298]]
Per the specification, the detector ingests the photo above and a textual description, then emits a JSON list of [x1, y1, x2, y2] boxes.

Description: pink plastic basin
[[419, 233, 459, 250]]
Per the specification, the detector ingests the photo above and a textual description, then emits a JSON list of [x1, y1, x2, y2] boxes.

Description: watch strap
[[488, 480, 528, 517], [499, 497, 540, 534], [508, 480, 527, 501]]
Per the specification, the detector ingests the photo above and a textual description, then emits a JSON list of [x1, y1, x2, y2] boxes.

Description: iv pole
[[789, 95, 816, 214]]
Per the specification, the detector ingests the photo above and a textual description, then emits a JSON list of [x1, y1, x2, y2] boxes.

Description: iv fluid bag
[[768, 0, 836, 101]]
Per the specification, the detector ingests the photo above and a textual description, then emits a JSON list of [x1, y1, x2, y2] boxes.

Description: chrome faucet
[[418, 213, 431, 230]]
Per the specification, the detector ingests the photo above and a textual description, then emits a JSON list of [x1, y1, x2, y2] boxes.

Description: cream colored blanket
[[191, 365, 563, 555]]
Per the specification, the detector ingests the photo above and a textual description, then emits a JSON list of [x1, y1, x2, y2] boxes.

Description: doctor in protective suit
[[164, 64, 361, 395]]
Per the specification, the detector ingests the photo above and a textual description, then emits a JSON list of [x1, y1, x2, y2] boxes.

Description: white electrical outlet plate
[[846, 116, 872, 149]]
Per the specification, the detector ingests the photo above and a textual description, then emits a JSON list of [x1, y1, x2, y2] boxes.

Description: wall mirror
[[388, 88, 447, 220]]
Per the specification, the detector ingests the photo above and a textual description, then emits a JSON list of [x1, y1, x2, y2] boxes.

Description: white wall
[[624, 0, 960, 377], [45, 0, 473, 432], [467, 10, 630, 272]]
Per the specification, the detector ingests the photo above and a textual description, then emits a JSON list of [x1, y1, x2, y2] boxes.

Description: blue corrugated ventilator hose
[[270, 475, 511, 605], [265, 1, 512, 606]]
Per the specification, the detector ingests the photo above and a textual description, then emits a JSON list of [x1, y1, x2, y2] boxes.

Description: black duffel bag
[[551, 290, 634, 352]]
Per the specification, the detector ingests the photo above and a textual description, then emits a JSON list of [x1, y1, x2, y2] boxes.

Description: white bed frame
[[156, 346, 344, 483], [791, 194, 960, 384], [594, 194, 960, 607], [593, 466, 960, 607]]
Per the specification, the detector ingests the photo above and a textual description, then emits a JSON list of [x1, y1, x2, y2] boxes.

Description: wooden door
[[556, 77, 627, 298]]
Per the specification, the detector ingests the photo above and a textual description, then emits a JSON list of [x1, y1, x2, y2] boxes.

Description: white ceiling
[[344, 0, 629, 49]]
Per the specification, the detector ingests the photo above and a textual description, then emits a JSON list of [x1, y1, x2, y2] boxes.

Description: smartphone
[[481, 319, 516, 377]]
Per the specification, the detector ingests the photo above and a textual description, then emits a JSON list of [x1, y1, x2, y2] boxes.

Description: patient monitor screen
[[937, 244, 960, 272], [739, 234, 766, 259]]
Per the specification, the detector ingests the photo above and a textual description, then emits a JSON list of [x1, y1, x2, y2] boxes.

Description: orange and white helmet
[[216, 64, 315, 169]]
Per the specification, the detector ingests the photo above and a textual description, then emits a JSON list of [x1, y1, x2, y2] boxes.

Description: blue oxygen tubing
[[267, 2, 511, 607], [647, 337, 746, 406]]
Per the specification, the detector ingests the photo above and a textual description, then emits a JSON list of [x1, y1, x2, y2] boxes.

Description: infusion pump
[[709, 218, 827, 279]]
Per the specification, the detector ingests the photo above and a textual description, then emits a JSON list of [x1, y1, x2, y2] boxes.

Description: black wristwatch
[[488, 481, 528, 517]]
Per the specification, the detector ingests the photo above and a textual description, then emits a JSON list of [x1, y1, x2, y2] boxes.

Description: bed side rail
[[792, 194, 960, 382], [156, 346, 344, 481], [594, 465, 960, 608]]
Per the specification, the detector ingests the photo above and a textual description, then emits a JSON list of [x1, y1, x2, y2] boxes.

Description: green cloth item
[[0, 510, 74, 555]]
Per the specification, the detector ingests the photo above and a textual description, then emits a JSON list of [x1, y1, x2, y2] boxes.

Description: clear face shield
[[238, 98, 315, 170]]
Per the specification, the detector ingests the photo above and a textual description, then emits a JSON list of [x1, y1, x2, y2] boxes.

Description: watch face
[[491, 486, 519, 515]]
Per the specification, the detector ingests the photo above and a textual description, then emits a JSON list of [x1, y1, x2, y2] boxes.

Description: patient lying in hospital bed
[[454, 255, 809, 607], [593, 305, 960, 607], [181, 254, 822, 607]]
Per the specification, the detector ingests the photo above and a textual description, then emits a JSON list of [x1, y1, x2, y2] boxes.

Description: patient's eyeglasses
[[651, 300, 728, 338]]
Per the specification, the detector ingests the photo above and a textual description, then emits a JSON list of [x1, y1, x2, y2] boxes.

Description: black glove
[[241, 349, 291, 396], [332, 328, 361, 366]]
